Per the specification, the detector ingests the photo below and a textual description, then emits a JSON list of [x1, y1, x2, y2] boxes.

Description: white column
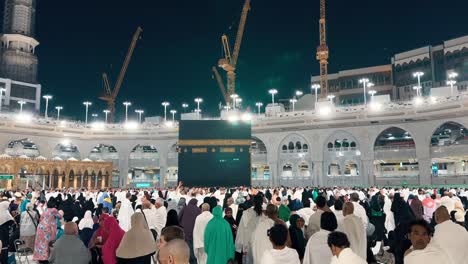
[[361, 159, 374, 186]]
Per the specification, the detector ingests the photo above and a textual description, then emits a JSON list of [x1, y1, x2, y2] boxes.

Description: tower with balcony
[[0, 0, 41, 111]]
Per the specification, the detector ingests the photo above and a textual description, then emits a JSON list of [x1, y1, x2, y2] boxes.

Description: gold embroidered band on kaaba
[[179, 139, 251, 146]]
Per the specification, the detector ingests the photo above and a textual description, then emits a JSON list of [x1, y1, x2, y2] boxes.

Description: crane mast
[[99, 27, 142, 122], [217, 0, 251, 102], [316, 0, 329, 99]]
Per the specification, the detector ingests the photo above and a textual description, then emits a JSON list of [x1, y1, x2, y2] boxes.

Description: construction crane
[[99, 26, 143, 122], [214, 0, 251, 104], [212, 66, 228, 103], [316, 0, 329, 99]]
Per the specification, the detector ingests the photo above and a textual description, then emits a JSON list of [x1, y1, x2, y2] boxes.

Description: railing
[[328, 147, 357, 152], [280, 149, 309, 154], [374, 144, 415, 150], [434, 173, 468, 177]]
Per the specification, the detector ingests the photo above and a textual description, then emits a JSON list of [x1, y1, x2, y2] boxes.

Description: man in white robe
[[349, 193, 368, 229], [303, 211, 337, 264], [306, 196, 328, 239], [337, 202, 366, 260], [297, 199, 314, 226], [117, 192, 134, 231], [235, 201, 261, 264], [251, 208, 275, 263], [328, 231, 366, 264], [192, 203, 213, 264], [431, 206, 468, 264], [154, 197, 167, 236], [141, 202, 157, 230], [261, 223, 300, 264], [404, 219, 448, 264]]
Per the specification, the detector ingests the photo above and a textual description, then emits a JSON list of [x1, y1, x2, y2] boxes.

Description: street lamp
[[42, 95, 52, 119], [91, 113, 98, 121], [194, 108, 202, 119], [0, 88, 6, 112], [447, 72, 458, 96], [447, 80, 457, 96], [83, 101, 92, 125], [194, 98, 203, 119], [368, 90, 377, 99], [18, 100, 26, 113], [413, 86, 422, 97], [448, 72, 458, 79], [295, 90, 303, 97], [235, 98, 242, 108], [268, 89, 278, 105], [289, 98, 298, 112], [103, 110, 110, 123], [170, 109, 177, 122], [135, 109, 144, 123], [123, 101, 132, 122], [413, 71, 424, 96], [311, 84, 320, 104], [161, 101, 170, 121], [327, 94, 336, 103], [359, 78, 369, 105], [230, 94, 239, 109], [55, 106, 63, 121], [182, 103, 189, 112], [255, 102, 263, 114]]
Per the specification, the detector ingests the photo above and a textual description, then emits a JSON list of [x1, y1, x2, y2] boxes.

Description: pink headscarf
[[102, 217, 125, 264]]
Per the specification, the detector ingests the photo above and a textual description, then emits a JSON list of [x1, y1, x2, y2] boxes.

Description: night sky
[[10, 0, 468, 121]]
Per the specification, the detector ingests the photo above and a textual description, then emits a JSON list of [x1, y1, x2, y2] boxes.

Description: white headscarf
[[78, 210, 94, 230], [0, 201, 13, 226], [116, 212, 156, 259]]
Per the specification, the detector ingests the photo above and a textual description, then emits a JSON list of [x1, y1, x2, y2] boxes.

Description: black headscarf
[[166, 209, 180, 227], [289, 214, 306, 259], [391, 193, 414, 226]]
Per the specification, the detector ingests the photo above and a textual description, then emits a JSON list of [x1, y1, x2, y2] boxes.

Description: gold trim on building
[[179, 139, 251, 146]]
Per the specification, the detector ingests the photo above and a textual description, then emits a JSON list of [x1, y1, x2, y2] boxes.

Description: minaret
[[0, 0, 41, 111]]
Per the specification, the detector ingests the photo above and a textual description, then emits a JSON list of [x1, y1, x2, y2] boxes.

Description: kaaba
[[178, 120, 251, 187]]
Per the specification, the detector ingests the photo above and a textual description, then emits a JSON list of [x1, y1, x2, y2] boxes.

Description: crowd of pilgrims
[[0, 184, 467, 264]]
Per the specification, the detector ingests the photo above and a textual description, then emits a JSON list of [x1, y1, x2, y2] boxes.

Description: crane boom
[[231, 0, 250, 68], [221, 34, 232, 64], [212, 66, 228, 103], [112, 26, 143, 98], [102, 73, 111, 96], [316, 0, 329, 98], [217, 0, 251, 100]]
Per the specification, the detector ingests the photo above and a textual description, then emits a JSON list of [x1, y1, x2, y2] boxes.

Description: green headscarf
[[278, 204, 291, 222], [204, 206, 235, 264]]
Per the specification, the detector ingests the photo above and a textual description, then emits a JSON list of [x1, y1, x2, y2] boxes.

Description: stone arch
[[374, 126, 415, 150], [251, 137, 267, 153], [281, 162, 293, 178], [430, 121, 468, 146], [278, 133, 312, 184], [323, 130, 360, 151], [167, 142, 179, 183], [344, 160, 359, 176], [298, 161, 311, 177], [89, 144, 119, 162], [52, 142, 81, 160], [278, 133, 311, 154], [129, 144, 160, 187], [328, 162, 341, 176], [430, 121, 468, 179], [373, 126, 418, 181]]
